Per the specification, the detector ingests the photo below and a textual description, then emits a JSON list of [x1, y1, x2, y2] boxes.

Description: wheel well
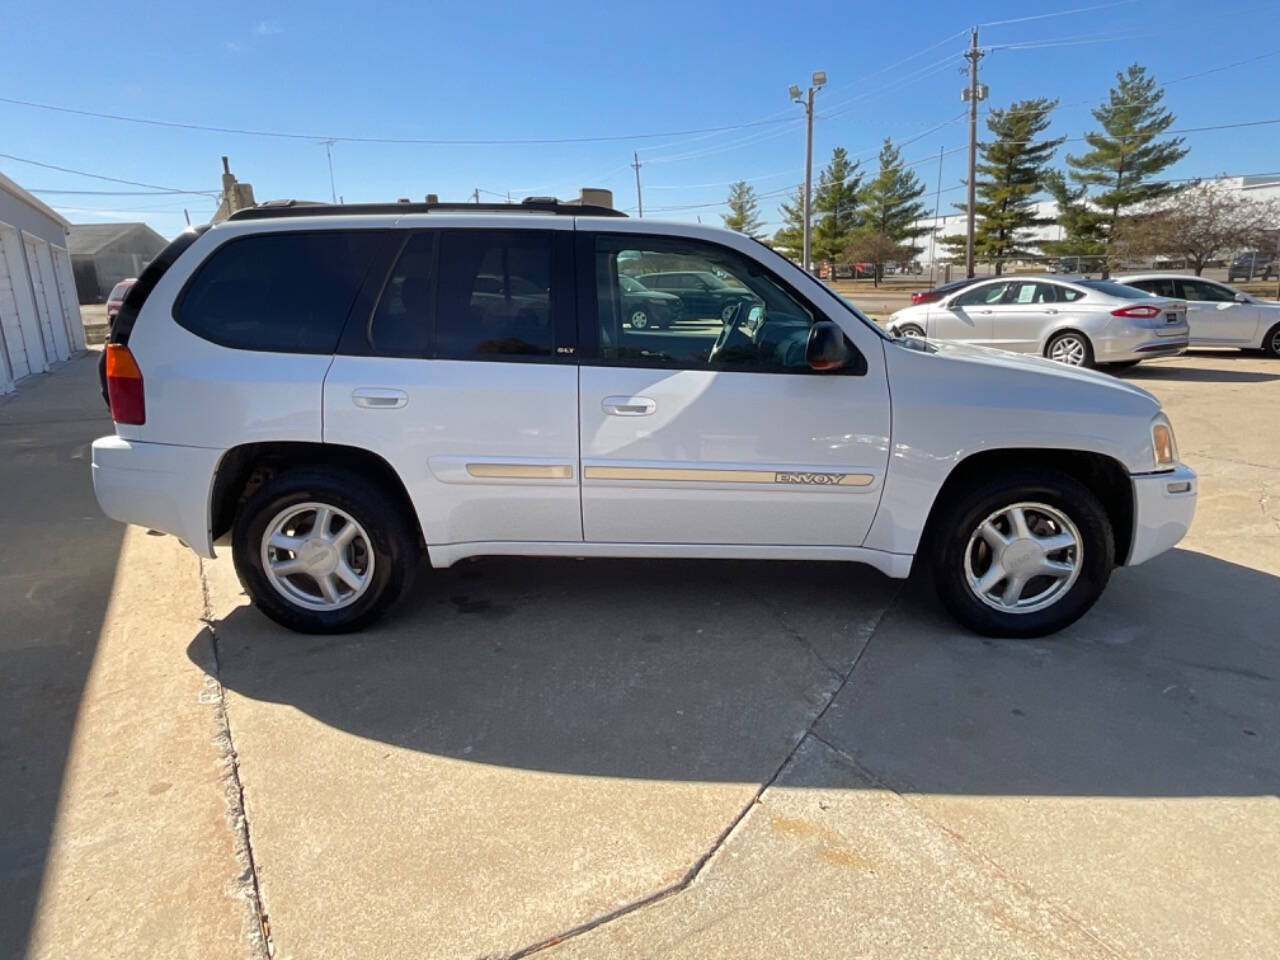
[[210, 442, 424, 547], [921, 448, 1134, 564], [1043, 327, 1091, 354]]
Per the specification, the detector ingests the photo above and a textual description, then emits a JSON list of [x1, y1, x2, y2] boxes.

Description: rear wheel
[[930, 470, 1114, 638], [232, 467, 419, 633], [1046, 331, 1094, 368]]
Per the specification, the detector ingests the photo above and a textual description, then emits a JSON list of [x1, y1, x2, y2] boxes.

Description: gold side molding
[[584, 466, 874, 487], [466, 463, 574, 480]]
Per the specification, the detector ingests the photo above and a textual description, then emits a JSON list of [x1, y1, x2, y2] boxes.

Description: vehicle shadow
[[1121, 356, 1280, 383], [193, 547, 1279, 798]]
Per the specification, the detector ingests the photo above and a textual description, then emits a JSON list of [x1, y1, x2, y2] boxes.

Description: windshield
[[1077, 279, 1153, 299]]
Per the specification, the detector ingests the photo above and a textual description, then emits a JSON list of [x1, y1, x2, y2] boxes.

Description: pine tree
[[1055, 64, 1189, 275], [853, 139, 929, 283], [812, 147, 863, 263], [771, 185, 806, 258], [721, 180, 764, 238], [956, 98, 1064, 275]]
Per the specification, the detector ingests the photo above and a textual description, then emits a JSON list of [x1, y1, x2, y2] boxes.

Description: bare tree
[[1111, 185, 1280, 275], [843, 231, 913, 288]]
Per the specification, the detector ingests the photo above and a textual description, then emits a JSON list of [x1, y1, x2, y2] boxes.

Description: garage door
[[51, 246, 86, 351], [0, 226, 36, 381], [25, 236, 70, 363]]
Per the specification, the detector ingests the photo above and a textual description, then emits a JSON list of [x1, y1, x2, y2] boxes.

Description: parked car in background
[[1226, 252, 1277, 282], [1116, 274, 1280, 357], [910, 276, 980, 305], [92, 200, 1195, 639], [105, 278, 136, 322], [886, 275, 1188, 368], [618, 275, 682, 330], [1049, 256, 1105, 275], [636, 270, 756, 322]]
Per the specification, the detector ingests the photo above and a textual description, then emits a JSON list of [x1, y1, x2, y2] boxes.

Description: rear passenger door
[[323, 224, 583, 548]]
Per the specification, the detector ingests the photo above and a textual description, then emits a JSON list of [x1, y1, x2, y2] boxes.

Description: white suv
[[92, 199, 1197, 638]]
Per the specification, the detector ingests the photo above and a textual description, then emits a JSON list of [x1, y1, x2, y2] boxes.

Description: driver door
[[932, 280, 1009, 345], [578, 233, 891, 547], [1178, 278, 1260, 344]]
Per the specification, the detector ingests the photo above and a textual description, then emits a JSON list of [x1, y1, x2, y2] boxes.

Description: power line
[[0, 94, 799, 146], [978, 0, 1140, 28], [0, 152, 218, 196]]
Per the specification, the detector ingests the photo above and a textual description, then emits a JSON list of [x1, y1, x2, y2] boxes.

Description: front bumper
[[91, 436, 223, 558], [1126, 463, 1197, 566]]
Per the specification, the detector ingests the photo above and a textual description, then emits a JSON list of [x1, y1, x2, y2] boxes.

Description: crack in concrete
[[500, 581, 904, 959], [199, 558, 274, 960], [806, 731, 1127, 960]]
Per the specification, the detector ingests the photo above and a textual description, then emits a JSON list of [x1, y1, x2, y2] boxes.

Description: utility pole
[[962, 27, 986, 278], [929, 145, 943, 285], [790, 71, 826, 272], [183, 209, 191, 227], [473, 188, 480, 203], [632, 151, 643, 218], [321, 139, 337, 204]]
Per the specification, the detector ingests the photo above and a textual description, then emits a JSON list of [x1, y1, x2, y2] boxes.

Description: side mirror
[[806, 320, 852, 372], [747, 304, 765, 326], [1234, 291, 1250, 304]]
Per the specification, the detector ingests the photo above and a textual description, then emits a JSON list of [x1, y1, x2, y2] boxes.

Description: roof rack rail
[[228, 197, 626, 221]]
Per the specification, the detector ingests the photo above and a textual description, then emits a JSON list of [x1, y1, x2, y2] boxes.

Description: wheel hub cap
[[963, 501, 1083, 614], [298, 538, 338, 577]]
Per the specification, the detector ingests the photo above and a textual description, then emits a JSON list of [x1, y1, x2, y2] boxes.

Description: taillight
[[1111, 304, 1162, 319], [105, 344, 145, 425]]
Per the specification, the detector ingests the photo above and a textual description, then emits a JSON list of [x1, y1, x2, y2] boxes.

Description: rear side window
[[176, 231, 379, 353], [435, 231, 555, 358]]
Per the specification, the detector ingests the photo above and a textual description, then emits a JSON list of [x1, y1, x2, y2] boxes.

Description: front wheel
[[898, 324, 925, 339], [1046, 331, 1094, 368], [629, 308, 651, 330], [930, 471, 1114, 638], [232, 467, 419, 633], [1262, 322, 1280, 359]]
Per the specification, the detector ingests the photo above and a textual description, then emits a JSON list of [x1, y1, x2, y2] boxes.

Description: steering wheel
[[707, 300, 755, 364]]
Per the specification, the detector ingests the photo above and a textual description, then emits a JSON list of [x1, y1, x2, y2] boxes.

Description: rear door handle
[[602, 395, 656, 416], [353, 387, 408, 409], [1043, 308, 1059, 314]]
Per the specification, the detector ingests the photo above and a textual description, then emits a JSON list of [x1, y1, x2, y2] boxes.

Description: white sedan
[[1115, 274, 1280, 357], [885, 275, 1189, 369]]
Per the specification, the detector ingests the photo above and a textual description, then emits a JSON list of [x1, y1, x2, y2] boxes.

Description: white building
[[912, 174, 1280, 271], [0, 171, 86, 395]]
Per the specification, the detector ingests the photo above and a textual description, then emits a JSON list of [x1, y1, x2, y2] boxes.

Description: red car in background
[[105, 279, 137, 322], [910, 276, 981, 305]]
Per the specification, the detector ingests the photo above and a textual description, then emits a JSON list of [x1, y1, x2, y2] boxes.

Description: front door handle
[[1043, 308, 1059, 314], [602, 395, 656, 416], [353, 387, 408, 409]]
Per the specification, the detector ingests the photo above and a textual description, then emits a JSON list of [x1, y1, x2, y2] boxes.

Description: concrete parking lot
[[3, 348, 1278, 959]]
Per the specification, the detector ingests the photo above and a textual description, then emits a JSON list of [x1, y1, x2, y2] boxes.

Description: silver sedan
[[884, 276, 1189, 368]]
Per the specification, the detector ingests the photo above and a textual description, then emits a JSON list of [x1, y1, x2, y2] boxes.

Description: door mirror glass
[[805, 320, 851, 372], [1234, 291, 1250, 303]]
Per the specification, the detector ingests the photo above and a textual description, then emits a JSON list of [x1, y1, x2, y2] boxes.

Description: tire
[[629, 308, 650, 330], [898, 324, 925, 339], [1045, 331, 1094, 368], [1263, 322, 1280, 359], [929, 470, 1114, 638], [232, 467, 419, 634]]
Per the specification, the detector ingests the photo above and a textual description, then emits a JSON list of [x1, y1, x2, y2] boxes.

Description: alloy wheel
[[963, 501, 1083, 614], [261, 501, 375, 610], [630, 309, 649, 330], [1048, 334, 1087, 366]]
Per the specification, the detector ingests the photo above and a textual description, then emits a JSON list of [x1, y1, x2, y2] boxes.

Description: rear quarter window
[[175, 231, 380, 353]]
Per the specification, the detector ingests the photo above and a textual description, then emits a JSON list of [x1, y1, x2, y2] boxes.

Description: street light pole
[[791, 71, 826, 272]]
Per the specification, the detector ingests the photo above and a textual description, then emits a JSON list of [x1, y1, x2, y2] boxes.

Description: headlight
[[1151, 413, 1178, 469]]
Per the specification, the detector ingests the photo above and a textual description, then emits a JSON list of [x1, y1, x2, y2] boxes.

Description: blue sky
[[3, 0, 1278, 239]]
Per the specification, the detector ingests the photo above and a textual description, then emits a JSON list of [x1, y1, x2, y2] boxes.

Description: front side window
[[1127, 278, 1178, 298], [1180, 279, 1235, 303], [176, 231, 380, 353], [595, 236, 820, 372], [952, 282, 1011, 307], [435, 231, 555, 358]]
